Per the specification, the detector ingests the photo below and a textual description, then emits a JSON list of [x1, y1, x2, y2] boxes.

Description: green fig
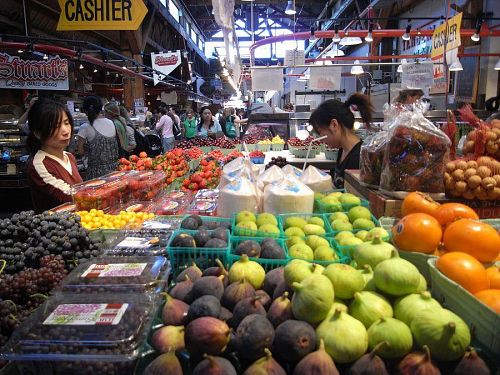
[[292, 274, 334, 324]]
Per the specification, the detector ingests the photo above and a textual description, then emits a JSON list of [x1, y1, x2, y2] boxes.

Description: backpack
[[133, 128, 150, 155], [225, 115, 236, 138]]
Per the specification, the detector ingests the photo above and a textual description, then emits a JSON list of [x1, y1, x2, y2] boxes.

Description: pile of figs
[[144, 253, 493, 375]]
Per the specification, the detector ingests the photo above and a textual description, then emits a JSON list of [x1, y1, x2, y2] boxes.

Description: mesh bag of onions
[[379, 101, 451, 198], [444, 156, 500, 200]]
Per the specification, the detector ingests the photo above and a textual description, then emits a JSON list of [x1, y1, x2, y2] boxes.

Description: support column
[[122, 54, 145, 110]]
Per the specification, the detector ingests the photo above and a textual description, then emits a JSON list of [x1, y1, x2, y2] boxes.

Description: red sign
[[0, 53, 69, 90], [154, 55, 178, 66]]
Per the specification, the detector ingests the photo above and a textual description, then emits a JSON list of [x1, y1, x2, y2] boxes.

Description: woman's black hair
[[27, 99, 74, 155], [159, 107, 168, 115], [82, 96, 103, 126], [197, 105, 214, 132], [309, 93, 374, 132]]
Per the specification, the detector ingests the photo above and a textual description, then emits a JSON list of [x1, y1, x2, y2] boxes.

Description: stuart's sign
[[0, 53, 69, 90], [151, 51, 182, 86], [57, 0, 148, 31]]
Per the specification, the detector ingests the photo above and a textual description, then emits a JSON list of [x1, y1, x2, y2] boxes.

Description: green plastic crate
[[256, 143, 271, 152], [315, 194, 370, 213], [271, 144, 285, 151], [428, 258, 500, 360], [167, 229, 230, 277], [228, 236, 289, 272], [232, 213, 284, 238], [181, 215, 232, 232]]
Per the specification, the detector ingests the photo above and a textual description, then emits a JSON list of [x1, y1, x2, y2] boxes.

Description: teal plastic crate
[[228, 236, 289, 272], [167, 229, 230, 277], [279, 212, 331, 236], [181, 215, 232, 232], [232, 213, 284, 238]]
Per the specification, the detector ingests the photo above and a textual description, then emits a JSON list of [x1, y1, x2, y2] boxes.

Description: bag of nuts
[[444, 156, 500, 200]]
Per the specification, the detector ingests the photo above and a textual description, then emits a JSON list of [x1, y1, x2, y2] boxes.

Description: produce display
[[234, 211, 281, 238], [181, 159, 222, 192], [379, 110, 450, 195], [444, 156, 500, 200], [76, 209, 155, 230], [249, 150, 265, 164], [315, 191, 368, 213], [72, 177, 129, 211]]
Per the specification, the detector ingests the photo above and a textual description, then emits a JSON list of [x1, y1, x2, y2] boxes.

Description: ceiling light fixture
[[340, 36, 363, 46], [43, 54, 48, 60], [332, 24, 341, 43], [79, 63, 84, 69], [351, 60, 364, 75], [93, 68, 98, 73], [470, 19, 483, 42], [449, 60, 463, 71], [309, 26, 317, 41], [122, 66, 128, 70], [17, 49, 23, 54], [495, 59, 500, 70], [285, 0, 296, 15], [115, 73, 119, 78], [402, 24, 411, 41], [365, 25, 373, 43], [271, 53, 278, 62]]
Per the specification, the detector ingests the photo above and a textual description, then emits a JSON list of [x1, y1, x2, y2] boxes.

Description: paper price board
[[251, 68, 284, 92], [401, 63, 434, 89], [309, 66, 342, 91], [285, 50, 305, 67]]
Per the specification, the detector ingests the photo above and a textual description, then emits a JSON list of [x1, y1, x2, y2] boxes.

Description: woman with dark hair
[[76, 96, 119, 179], [26, 100, 82, 213], [197, 106, 222, 138], [393, 89, 424, 105], [309, 93, 374, 188]]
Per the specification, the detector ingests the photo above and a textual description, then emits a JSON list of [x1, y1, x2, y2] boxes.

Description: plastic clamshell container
[[232, 213, 285, 238], [129, 171, 166, 201], [108, 200, 156, 214], [99, 229, 172, 256], [154, 198, 190, 216], [428, 258, 500, 359], [186, 199, 218, 216], [0, 292, 157, 375], [228, 236, 288, 272], [101, 170, 135, 182], [164, 190, 194, 203], [48, 202, 76, 214], [57, 256, 169, 293], [167, 229, 230, 278], [72, 178, 129, 211], [141, 216, 184, 230]]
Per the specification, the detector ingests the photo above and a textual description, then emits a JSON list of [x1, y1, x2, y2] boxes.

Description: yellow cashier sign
[[57, 0, 148, 31], [431, 12, 463, 58]]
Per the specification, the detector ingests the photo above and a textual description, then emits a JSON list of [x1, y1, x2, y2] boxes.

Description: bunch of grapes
[[0, 255, 68, 345], [265, 156, 288, 169], [0, 211, 102, 274]]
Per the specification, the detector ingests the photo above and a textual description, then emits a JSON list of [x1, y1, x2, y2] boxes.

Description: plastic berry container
[[57, 256, 168, 294], [129, 171, 166, 201], [0, 292, 157, 375], [195, 189, 219, 200], [100, 229, 171, 257], [72, 178, 128, 211], [185, 199, 218, 216]]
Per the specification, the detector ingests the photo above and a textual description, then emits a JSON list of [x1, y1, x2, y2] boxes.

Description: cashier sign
[[57, 0, 148, 31]]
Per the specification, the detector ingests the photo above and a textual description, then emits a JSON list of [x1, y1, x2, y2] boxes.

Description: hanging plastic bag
[[264, 176, 314, 214], [300, 165, 333, 192], [218, 176, 262, 217], [380, 101, 451, 198]]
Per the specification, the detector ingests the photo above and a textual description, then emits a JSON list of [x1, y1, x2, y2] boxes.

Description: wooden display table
[[344, 170, 500, 219]]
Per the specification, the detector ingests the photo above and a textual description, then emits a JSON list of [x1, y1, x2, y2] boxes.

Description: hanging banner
[[431, 12, 463, 59], [0, 53, 69, 90], [57, 0, 148, 31], [251, 67, 283, 92], [285, 49, 305, 67], [309, 66, 342, 91], [151, 51, 181, 86], [401, 63, 434, 89]]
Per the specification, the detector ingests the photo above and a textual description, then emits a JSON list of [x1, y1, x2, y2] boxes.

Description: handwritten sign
[[309, 66, 342, 90], [401, 63, 434, 89]]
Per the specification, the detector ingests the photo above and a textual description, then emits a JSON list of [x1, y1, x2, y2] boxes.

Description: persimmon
[[474, 289, 500, 313], [486, 266, 500, 289], [392, 213, 442, 254], [436, 252, 490, 294], [401, 192, 440, 217], [432, 203, 479, 227], [443, 219, 500, 263]]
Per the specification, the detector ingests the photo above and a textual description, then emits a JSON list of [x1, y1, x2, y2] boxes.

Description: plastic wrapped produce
[[257, 165, 284, 191], [380, 104, 450, 198], [300, 165, 333, 192], [359, 131, 387, 188], [264, 176, 314, 214], [218, 176, 262, 217]]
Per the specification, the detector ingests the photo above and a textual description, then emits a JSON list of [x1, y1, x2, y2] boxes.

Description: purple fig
[[267, 292, 294, 328], [219, 306, 233, 321], [453, 347, 490, 375], [236, 314, 275, 362], [144, 351, 183, 375], [255, 290, 272, 310], [185, 317, 231, 357], [192, 354, 237, 375], [263, 267, 285, 296], [221, 279, 255, 310], [293, 339, 339, 375], [161, 293, 189, 326], [272, 279, 293, 300], [191, 275, 225, 300], [176, 262, 202, 283], [169, 275, 194, 303], [397, 346, 441, 375], [230, 296, 266, 328], [273, 320, 316, 363], [151, 326, 185, 353]]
